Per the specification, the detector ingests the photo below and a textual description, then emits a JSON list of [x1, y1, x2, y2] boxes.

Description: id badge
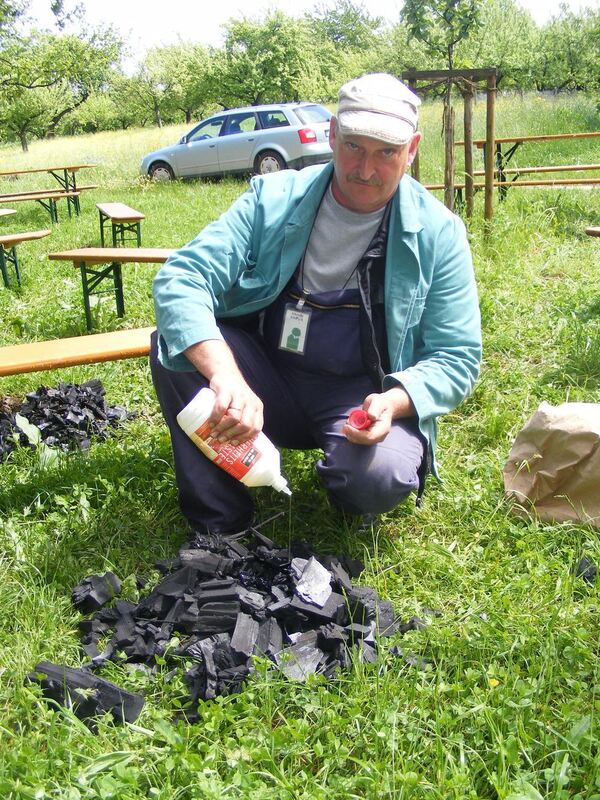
[[279, 303, 311, 354]]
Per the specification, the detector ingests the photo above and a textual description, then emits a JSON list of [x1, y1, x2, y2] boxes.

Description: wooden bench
[[586, 227, 600, 237], [0, 327, 155, 377], [0, 209, 17, 218], [0, 229, 51, 288], [97, 203, 145, 247], [48, 247, 173, 331], [0, 191, 80, 223]]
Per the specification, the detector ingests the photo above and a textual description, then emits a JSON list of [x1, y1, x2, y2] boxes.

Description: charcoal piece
[[29, 661, 144, 724], [154, 559, 179, 575], [290, 540, 316, 559], [254, 617, 283, 658], [290, 558, 308, 581], [290, 592, 348, 625], [71, 572, 122, 613], [345, 622, 375, 641], [287, 630, 319, 647], [237, 587, 268, 612], [267, 597, 292, 615], [194, 602, 241, 634], [250, 528, 276, 549], [339, 556, 364, 579], [398, 616, 427, 634], [348, 586, 378, 623], [317, 623, 349, 652], [223, 539, 250, 559], [575, 556, 597, 584], [356, 640, 378, 664], [374, 600, 400, 637], [184, 640, 218, 702], [216, 664, 251, 696], [274, 642, 326, 681], [178, 550, 234, 576], [195, 583, 240, 604], [323, 558, 353, 593], [230, 613, 260, 659], [136, 590, 176, 620], [255, 546, 290, 568], [389, 646, 429, 670], [270, 586, 288, 603], [155, 566, 198, 598], [78, 618, 111, 639], [294, 557, 332, 608]]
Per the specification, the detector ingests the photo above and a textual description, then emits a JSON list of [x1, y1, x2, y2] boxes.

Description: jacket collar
[[289, 161, 424, 235]]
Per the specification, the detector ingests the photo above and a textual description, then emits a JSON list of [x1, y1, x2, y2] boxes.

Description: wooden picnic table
[[49, 247, 173, 330], [0, 208, 17, 218], [0, 163, 96, 215], [586, 227, 600, 238]]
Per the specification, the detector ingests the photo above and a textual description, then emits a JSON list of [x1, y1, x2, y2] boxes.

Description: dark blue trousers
[[150, 328, 424, 532]]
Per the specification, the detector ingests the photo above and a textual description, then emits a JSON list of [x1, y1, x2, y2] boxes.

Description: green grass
[[1, 92, 600, 799]]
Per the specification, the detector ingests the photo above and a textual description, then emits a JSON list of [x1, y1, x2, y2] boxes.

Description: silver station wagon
[[140, 102, 333, 180]]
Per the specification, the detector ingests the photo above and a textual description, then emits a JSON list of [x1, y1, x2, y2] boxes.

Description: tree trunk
[[20, 130, 29, 152], [443, 101, 455, 212], [153, 99, 162, 128]]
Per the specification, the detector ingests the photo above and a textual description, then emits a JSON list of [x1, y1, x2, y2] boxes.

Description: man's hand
[[184, 340, 263, 444], [343, 385, 416, 445]]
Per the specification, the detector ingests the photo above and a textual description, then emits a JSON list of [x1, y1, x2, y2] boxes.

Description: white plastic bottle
[[176, 387, 292, 496]]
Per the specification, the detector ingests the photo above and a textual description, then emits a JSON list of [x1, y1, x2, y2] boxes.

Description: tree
[[307, 0, 384, 51], [457, 0, 537, 88], [402, 0, 482, 209], [213, 12, 321, 108], [0, 27, 121, 149], [534, 5, 600, 92]]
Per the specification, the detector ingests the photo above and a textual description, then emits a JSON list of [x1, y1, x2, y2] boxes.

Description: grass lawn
[[0, 92, 599, 799]]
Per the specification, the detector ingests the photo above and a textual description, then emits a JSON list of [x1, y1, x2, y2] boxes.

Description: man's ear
[[407, 132, 422, 166], [329, 116, 337, 149]]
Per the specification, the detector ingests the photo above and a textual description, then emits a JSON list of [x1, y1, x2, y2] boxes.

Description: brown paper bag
[[503, 401, 600, 527]]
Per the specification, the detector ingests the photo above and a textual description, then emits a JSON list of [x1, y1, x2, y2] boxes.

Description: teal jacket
[[153, 162, 481, 472]]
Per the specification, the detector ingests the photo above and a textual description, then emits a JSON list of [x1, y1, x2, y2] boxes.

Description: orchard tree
[[457, 0, 537, 88], [402, 0, 481, 209], [307, 0, 384, 51], [0, 27, 121, 149], [213, 12, 321, 107], [535, 6, 600, 91]]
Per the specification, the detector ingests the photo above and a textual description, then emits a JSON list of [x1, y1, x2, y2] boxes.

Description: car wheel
[[149, 161, 175, 181], [254, 150, 286, 175]]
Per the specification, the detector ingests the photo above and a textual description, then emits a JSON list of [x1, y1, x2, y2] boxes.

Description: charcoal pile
[[0, 380, 133, 461], [31, 529, 430, 725]]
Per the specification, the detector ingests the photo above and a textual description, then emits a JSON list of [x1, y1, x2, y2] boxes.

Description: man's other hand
[[342, 385, 416, 445]]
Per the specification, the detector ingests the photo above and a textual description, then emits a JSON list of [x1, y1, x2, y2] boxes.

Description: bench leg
[[0, 245, 21, 288], [0, 246, 10, 288], [99, 210, 107, 247], [113, 262, 125, 317], [80, 263, 94, 331]]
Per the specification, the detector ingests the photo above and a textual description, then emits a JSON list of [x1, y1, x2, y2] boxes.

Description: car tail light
[[298, 127, 317, 144]]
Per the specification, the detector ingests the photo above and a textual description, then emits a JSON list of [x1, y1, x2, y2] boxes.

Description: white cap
[[337, 73, 421, 146]]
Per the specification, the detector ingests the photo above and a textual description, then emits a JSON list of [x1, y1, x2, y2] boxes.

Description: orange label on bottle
[[192, 420, 261, 480]]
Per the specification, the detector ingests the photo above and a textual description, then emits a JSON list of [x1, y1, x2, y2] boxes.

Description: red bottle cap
[[348, 408, 373, 430]]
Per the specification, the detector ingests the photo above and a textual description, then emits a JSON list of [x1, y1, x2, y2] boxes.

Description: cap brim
[[337, 110, 415, 146]]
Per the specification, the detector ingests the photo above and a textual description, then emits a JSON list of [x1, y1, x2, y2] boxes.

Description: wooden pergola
[[402, 67, 498, 220]]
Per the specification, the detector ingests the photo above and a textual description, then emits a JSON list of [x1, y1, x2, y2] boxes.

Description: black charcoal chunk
[[389, 646, 429, 670], [290, 592, 348, 625], [575, 556, 597, 584], [255, 617, 283, 658], [71, 572, 122, 613], [274, 642, 326, 681], [29, 661, 144, 724], [294, 557, 332, 607], [230, 613, 260, 659], [398, 615, 427, 634]]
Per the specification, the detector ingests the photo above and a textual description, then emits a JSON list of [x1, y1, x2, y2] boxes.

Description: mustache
[[347, 175, 383, 187]]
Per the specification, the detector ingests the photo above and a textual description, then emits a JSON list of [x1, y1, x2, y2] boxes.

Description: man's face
[[329, 117, 421, 213]]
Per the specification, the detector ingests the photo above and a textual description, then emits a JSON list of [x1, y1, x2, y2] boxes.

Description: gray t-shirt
[[300, 184, 385, 293]]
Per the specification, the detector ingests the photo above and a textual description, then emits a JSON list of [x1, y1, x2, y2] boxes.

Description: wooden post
[[408, 75, 421, 182], [463, 84, 474, 218], [444, 102, 455, 212], [485, 72, 496, 222]]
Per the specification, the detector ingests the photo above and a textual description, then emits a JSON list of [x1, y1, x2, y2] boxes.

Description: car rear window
[[293, 105, 332, 124]]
